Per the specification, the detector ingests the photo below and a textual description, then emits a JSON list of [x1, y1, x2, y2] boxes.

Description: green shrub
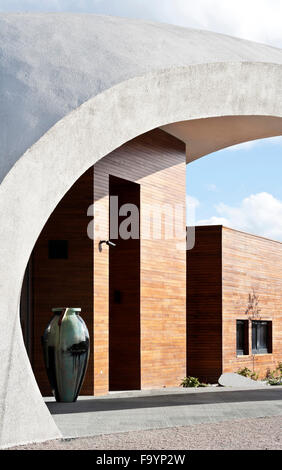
[[180, 376, 208, 388], [237, 367, 258, 381], [267, 377, 282, 386], [265, 362, 282, 386]]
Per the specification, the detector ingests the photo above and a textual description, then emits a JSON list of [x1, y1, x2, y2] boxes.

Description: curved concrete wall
[[1, 13, 282, 183], [1, 15, 282, 448], [163, 115, 282, 162]]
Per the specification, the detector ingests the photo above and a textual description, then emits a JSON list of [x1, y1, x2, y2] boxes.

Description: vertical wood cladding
[[222, 227, 282, 378], [30, 167, 94, 395], [93, 168, 109, 395], [94, 129, 186, 390], [22, 128, 186, 396], [186, 225, 282, 383], [186, 226, 223, 383]]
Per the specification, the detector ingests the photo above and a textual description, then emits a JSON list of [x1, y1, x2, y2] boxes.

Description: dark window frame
[[236, 319, 249, 356], [48, 240, 69, 259], [252, 320, 272, 354]]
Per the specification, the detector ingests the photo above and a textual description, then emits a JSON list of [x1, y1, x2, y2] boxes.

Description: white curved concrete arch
[[163, 115, 282, 162], [1, 15, 282, 449], [1, 62, 282, 448], [1, 13, 282, 183]]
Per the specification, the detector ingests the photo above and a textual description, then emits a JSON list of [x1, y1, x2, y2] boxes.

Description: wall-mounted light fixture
[[99, 240, 116, 252]]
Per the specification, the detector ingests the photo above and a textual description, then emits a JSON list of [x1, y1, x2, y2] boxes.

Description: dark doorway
[[109, 175, 141, 390]]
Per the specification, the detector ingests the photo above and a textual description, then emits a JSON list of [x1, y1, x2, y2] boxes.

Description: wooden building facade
[[187, 225, 282, 382], [20, 129, 282, 394], [20, 129, 187, 396]]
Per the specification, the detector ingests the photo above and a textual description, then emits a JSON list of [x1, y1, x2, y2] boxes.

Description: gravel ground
[[9, 416, 282, 450]]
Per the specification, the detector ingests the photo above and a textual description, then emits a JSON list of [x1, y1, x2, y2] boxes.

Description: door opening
[[109, 175, 141, 390]]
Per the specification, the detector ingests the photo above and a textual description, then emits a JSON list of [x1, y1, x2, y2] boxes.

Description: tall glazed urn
[[42, 307, 90, 402]]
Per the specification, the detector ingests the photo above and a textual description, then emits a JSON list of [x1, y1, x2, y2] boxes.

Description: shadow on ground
[[46, 388, 282, 415]]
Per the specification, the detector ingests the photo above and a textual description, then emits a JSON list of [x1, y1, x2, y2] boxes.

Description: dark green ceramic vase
[[42, 307, 90, 403]]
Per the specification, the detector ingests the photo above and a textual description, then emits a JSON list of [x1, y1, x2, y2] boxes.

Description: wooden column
[[93, 170, 110, 395], [93, 129, 186, 391]]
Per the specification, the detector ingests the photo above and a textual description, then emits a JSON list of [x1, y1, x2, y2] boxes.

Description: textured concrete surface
[[9, 416, 282, 450], [1, 14, 282, 448], [1, 13, 282, 182], [43, 386, 282, 439]]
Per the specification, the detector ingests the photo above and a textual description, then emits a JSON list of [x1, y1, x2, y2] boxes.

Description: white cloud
[[197, 192, 282, 241], [224, 136, 282, 152], [186, 195, 199, 208], [224, 140, 259, 152], [186, 195, 200, 225], [206, 183, 217, 192], [0, 0, 282, 47], [162, 0, 282, 48]]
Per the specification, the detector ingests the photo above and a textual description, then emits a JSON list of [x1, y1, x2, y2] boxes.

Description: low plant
[[267, 377, 282, 386], [237, 367, 258, 381], [265, 363, 282, 386], [180, 376, 208, 388]]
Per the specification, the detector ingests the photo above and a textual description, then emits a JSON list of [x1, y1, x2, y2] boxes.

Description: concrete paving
[[45, 386, 282, 439]]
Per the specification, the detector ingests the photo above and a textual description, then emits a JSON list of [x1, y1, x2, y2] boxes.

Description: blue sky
[[187, 137, 282, 241], [1, 0, 282, 240]]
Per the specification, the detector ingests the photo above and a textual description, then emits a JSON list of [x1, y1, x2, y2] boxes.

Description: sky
[[1, 0, 282, 241]]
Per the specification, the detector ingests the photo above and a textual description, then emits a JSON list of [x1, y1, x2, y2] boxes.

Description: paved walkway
[[45, 386, 282, 439], [10, 416, 282, 450]]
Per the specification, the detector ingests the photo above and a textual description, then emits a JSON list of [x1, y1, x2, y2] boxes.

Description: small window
[[236, 320, 248, 355], [113, 289, 122, 304], [252, 321, 272, 354], [48, 240, 68, 259]]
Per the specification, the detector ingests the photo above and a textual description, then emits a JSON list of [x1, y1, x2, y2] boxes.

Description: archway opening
[[2, 54, 282, 447], [19, 127, 187, 399]]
